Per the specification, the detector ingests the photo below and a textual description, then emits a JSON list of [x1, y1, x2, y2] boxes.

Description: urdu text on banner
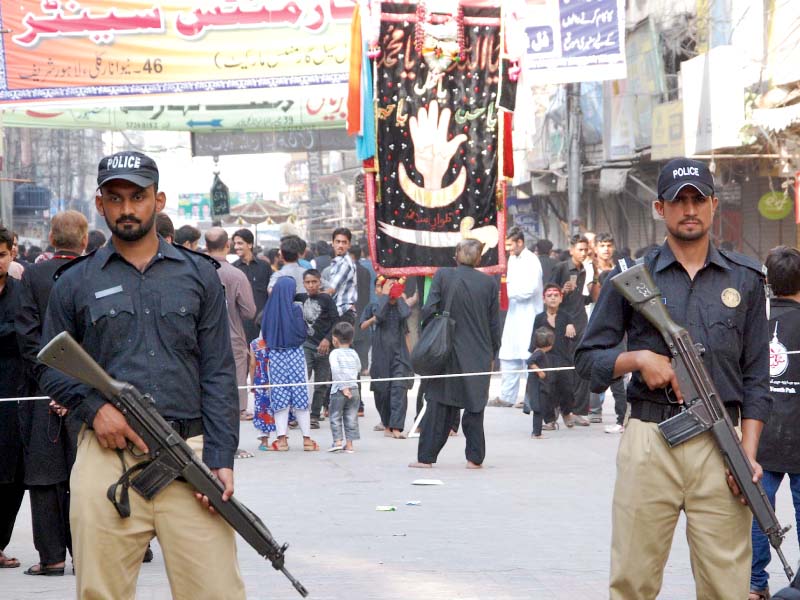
[[523, 0, 626, 85], [0, 0, 354, 104]]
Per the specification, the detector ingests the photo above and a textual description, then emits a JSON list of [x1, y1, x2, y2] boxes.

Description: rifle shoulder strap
[[106, 450, 150, 519]]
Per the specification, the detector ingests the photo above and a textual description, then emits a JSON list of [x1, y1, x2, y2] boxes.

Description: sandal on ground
[[24, 563, 65, 576], [391, 430, 407, 439], [258, 442, 271, 451], [303, 439, 320, 452], [749, 590, 770, 600], [234, 448, 254, 459], [0, 552, 20, 568], [373, 423, 385, 431], [239, 410, 254, 421], [270, 439, 289, 451]]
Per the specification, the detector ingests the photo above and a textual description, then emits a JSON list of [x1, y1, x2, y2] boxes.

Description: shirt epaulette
[[718, 249, 766, 279], [173, 244, 221, 269], [52, 250, 95, 281]]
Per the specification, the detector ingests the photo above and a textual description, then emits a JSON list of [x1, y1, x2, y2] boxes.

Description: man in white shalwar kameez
[[495, 227, 543, 407]]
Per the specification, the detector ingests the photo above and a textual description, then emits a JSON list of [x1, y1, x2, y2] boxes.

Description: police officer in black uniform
[[575, 158, 771, 599], [38, 151, 245, 599]]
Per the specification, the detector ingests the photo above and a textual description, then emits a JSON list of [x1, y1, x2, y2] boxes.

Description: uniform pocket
[[159, 296, 199, 351], [707, 305, 743, 359], [87, 294, 135, 350]]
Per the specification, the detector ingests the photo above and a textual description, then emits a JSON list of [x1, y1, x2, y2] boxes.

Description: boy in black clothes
[[361, 276, 413, 438], [296, 269, 339, 428], [526, 327, 556, 439]]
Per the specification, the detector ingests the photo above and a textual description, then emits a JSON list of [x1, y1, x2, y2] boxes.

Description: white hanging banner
[[522, 0, 626, 85]]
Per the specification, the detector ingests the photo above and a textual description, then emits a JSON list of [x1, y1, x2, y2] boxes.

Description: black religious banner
[[210, 173, 230, 217], [367, 1, 508, 276]]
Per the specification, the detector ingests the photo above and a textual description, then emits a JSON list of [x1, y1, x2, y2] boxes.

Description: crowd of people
[[0, 152, 799, 599]]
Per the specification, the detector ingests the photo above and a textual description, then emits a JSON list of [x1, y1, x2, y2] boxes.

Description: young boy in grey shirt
[[327, 322, 362, 453]]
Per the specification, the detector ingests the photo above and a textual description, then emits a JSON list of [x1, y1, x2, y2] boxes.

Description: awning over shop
[[599, 168, 629, 196], [751, 103, 800, 134]]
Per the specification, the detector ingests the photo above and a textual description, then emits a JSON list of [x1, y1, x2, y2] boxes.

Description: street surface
[[4, 379, 798, 599]]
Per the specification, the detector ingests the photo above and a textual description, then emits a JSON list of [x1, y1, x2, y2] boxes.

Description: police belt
[[630, 401, 740, 427], [164, 417, 204, 440]]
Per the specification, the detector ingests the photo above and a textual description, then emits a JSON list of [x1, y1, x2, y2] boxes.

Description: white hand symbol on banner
[[398, 100, 467, 208]]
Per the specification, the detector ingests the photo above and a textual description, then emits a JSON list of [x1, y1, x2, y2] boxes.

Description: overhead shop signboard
[[0, 82, 347, 130], [0, 0, 354, 105], [191, 127, 351, 156], [523, 0, 626, 84]]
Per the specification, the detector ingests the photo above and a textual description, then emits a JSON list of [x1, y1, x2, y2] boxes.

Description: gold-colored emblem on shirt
[[721, 288, 741, 308]]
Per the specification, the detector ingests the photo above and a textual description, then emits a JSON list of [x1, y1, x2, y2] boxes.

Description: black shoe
[[143, 546, 153, 563], [310, 419, 320, 430]]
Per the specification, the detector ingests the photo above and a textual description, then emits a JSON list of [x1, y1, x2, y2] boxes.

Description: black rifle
[[38, 331, 308, 597], [612, 263, 795, 581]]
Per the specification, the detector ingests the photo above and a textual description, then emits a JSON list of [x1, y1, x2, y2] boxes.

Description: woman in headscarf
[[257, 277, 319, 451]]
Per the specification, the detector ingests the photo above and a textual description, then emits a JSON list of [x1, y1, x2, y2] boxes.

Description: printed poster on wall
[[0, 0, 354, 104], [368, 1, 511, 276]]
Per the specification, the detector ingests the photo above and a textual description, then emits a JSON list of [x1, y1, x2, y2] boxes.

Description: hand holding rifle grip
[[38, 332, 310, 596], [611, 263, 795, 581]]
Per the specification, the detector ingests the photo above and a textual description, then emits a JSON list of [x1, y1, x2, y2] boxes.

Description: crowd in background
[[0, 209, 757, 577]]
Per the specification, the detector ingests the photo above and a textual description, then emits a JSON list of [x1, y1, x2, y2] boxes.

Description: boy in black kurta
[[361, 277, 412, 437], [526, 327, 556, 438], [533, 283, 578, 427]]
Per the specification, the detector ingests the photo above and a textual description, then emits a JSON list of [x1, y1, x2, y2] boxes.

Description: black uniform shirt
[[575, 242, 771, 423], [39, 238, 239, 469]]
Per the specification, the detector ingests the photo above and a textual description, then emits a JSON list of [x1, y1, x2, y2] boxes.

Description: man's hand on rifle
[[634, 350, 685, 404], [195, 468, 235, 514], [93, 403, 149, 454], [726, 419, 765, 504]]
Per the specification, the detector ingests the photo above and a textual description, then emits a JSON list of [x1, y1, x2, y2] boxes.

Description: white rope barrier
[[0, 366, 575, 403], [2, 348, 800, 404]]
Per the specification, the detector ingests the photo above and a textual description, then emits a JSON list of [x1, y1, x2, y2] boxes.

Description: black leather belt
[[630, 401, 740, 427], [165, 418, 203, 440]]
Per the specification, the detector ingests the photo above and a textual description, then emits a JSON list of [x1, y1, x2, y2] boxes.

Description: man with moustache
[[576, 158, 770, 599], [38, 151, 245, 598]]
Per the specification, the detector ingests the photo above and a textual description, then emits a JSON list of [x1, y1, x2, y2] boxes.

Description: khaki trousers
[[70, 429, 246, 600], [610, 419, 751, 600]]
